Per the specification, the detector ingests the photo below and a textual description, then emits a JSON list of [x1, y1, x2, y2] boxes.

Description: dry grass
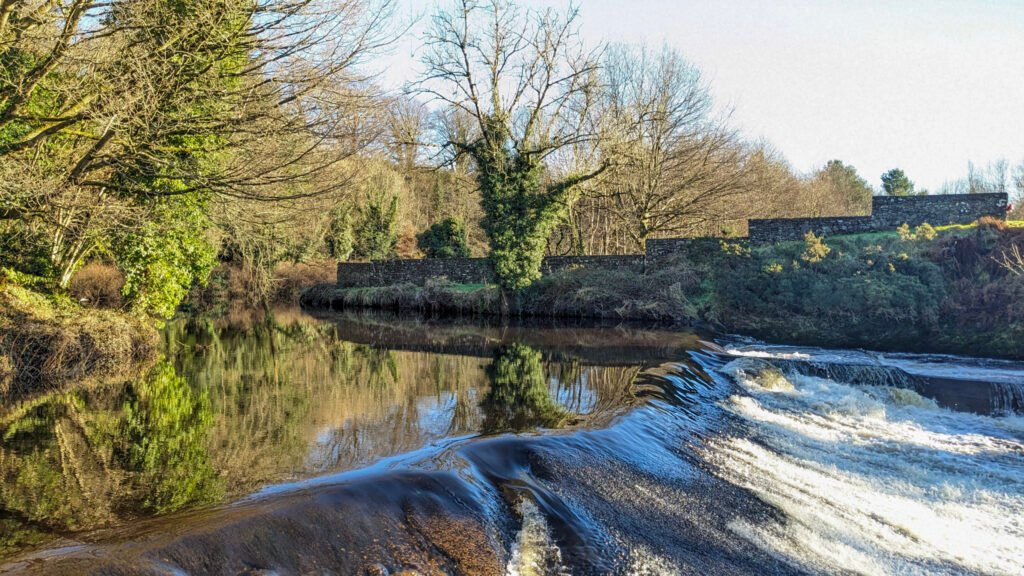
[[69, 262, 125, 309], [0, 285, 158, 400], [273, 261, 337, 304]]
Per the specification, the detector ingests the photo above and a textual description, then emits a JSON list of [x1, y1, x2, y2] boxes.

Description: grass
[[0, 279, 159, 400]]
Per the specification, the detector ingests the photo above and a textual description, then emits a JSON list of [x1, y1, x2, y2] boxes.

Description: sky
[[379, 0, 1024, 192]]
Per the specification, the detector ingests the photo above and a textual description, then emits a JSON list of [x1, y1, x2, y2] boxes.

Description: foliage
[[327, 208, 356, 260], [417, 217, 471, 258], [419, 1, 603, 290], [474, 129, 566, 289], [814, 160, 874, 214], [113, 196, 218, 321], [881, 168, 916, 196], [480, 344, 567, 433], [354, 194, 399, 261], [801, 231, 831, 263], [897, 222, 938, 242]]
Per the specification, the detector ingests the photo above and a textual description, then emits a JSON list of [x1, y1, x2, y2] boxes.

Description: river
[[1, 310, 1021, 575]]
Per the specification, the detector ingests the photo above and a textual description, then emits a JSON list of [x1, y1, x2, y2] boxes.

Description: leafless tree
[[593, 44, 753, 250]]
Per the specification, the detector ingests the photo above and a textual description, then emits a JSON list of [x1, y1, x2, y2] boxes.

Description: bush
[[417, 217, 471, 258], [325, 208, 354, 260], [70, 262, 125, 309], [801, 231, 831, 263], [273, 261, 337, 304]]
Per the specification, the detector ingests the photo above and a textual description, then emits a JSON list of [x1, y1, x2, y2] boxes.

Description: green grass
[[448, 283, 492, 293]]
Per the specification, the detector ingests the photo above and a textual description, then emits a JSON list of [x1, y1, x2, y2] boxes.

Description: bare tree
[[594, 44, 753, 249]]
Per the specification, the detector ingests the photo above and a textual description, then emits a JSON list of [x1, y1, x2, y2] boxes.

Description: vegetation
[[881, 168, 917, 196], [418, 0, 606, 289], [307, 220, 1024, 358], [1, 0, 1022, 386], [0, 279, 157, 398], [417, 217, 471, 258]]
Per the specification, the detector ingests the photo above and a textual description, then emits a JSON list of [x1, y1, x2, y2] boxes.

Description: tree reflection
[[0, 360, 220, 557], [115, 362, 221, 513], [481, 344, 568, 433]]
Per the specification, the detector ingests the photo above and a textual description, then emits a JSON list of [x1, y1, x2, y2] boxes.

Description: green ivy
[[416, 217, 470, 258], [469, 117, 567, 290], [113, 194, 217, 321]]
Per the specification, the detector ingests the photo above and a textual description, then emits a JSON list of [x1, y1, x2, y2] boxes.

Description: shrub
[[417, 217, 471, 258], [274, 261, 337, 304], [353, 195, 399, 261], [325, 208, 354, 260], [801, 231, 831, 263], [915, 223, 937, 241], [70, 262, 125, 309], [113, 196, 218, 321]]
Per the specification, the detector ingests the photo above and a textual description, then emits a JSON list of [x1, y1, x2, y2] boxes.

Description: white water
[[506, 499, 568, 576], [709, 357, 1024, 575]]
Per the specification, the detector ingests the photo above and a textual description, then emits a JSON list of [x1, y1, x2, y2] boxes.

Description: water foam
[[505, 499, 568, 576], [709, 359, 1024, 575]]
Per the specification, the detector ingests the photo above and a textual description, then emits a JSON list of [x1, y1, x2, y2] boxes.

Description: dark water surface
[[1, 310, 1022, 574]]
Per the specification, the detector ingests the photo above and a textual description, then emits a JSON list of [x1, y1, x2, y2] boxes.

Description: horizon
[[381, 0, 1024, 193]]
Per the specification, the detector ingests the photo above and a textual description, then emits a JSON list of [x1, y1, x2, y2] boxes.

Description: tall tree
[[0, 0, 394, 298], [804, 160, 873, 216], [881, 168, 916, 196], [594, 44, 752, 250], [418, 0, 605, 290]]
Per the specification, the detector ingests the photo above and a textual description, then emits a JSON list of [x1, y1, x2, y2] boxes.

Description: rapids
[[1, 312, 1021, 575]]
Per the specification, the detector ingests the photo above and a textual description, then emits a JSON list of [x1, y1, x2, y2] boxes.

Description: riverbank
[[303, 219, 1024, 359], [0, 282, 157, 399]]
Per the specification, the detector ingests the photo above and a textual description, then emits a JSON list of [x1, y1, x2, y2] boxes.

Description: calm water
[[1, 310, 1022, 574]]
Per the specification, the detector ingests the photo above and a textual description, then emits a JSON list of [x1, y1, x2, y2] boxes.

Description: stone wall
[[337, 193, 1009, 286], [747, 216, 875, 245], [337, 258, 492, 288], [644, 238, 694, 263], [748, 193, 1007, 244], [337, 255, 644, 288], [541, 255, 645, 275], [870, 193, 1007, 227]]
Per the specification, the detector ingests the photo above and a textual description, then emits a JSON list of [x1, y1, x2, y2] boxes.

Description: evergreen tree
[[881, 168, 916, 196]]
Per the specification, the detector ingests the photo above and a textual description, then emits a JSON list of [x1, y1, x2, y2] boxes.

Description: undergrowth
[[303, 220, 1024, 358]]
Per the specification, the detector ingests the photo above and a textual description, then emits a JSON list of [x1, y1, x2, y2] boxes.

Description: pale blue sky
[[380, 0, 1024, 192]]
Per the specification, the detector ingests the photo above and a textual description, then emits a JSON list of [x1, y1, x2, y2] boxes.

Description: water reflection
[[0, 361, 220, 555], [0, 309, 657, 560], [482, 344, 569, 433]]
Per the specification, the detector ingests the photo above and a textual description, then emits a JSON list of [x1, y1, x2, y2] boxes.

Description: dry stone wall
[[748, 193, 1007, 244]]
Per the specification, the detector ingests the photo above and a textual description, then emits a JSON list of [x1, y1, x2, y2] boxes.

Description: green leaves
[[354, 194, 399, 261], [417, 217, 471, 258], [113, 195, 217, 321], [472, 119, 565, 290], [881, 168, 917, 197]]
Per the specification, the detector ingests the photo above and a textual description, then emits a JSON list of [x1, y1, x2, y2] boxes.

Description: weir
[[740, 356, 1024, 415]]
